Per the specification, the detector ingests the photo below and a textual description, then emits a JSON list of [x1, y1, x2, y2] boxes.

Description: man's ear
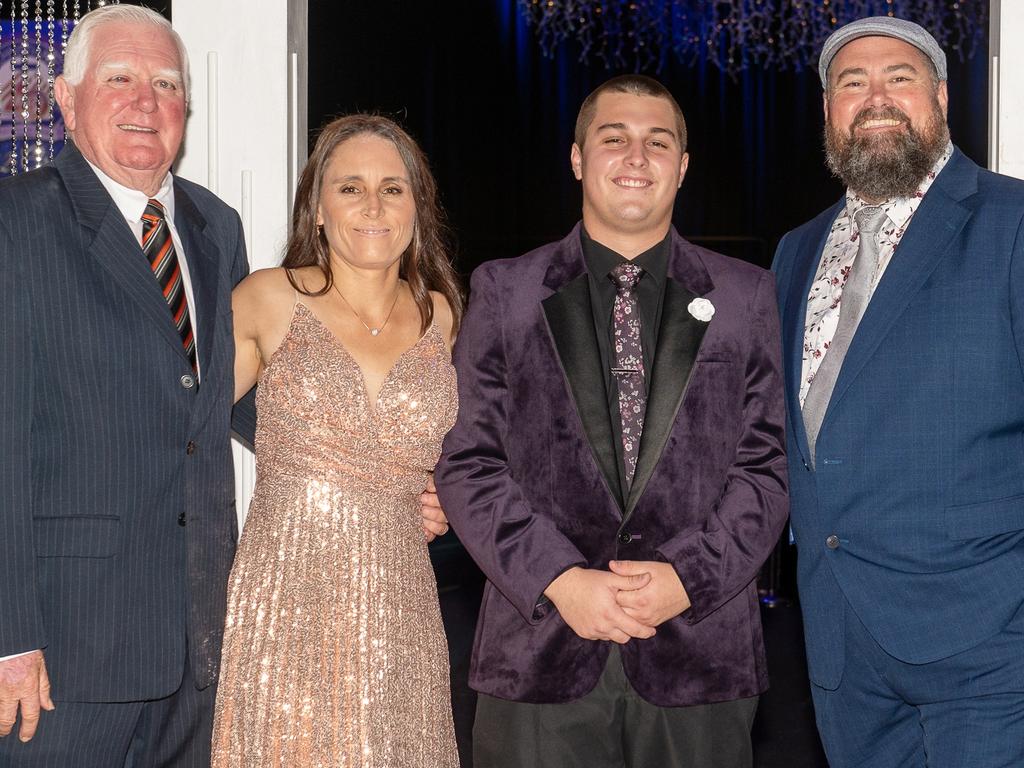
[[55, 76, 76, 132], [677, 152, 689, 188], [570, 143, 583, 181]]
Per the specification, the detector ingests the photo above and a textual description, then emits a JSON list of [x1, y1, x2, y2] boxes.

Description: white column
[[172, 0, 308, 528], [990, 2, 1024, 180]]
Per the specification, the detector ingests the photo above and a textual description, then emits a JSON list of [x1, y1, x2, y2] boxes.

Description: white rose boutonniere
[[687, 298, 715, 322]]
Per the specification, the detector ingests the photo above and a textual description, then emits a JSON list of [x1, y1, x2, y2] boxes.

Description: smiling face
[[823, 35, 949, 201], [316, 134, 417, 273], [570, 91, 688, 255], [55, 20, 186, 196]]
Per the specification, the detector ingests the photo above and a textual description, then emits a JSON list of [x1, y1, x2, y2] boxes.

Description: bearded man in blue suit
[[773, 16, 1024, 768]]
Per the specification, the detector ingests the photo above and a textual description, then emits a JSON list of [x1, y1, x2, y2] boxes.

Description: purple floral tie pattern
[[610, 263, 646, 488]]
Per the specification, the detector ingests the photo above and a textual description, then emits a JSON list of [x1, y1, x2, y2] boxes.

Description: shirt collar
[[844, 141, 953, 233], [84, 158, 176, 228], [580, 227, 670, 288]]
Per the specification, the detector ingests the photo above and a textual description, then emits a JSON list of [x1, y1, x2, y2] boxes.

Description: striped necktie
[[142, 199, 197, 371]]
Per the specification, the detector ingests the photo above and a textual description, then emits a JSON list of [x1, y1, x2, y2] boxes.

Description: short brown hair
[[283, 114, 463, 335], [574, 75, 687, 152]]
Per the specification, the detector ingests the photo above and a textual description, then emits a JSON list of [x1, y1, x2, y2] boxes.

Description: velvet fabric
[[435, 224, 789, 706]]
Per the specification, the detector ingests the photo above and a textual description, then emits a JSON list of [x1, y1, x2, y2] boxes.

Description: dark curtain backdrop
[[309, 0, 988, 272]]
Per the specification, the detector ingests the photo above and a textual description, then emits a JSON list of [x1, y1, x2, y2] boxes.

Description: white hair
[[62, 4, 190, 99]]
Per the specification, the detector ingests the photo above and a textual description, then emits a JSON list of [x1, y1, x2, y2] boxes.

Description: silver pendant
[[370, 328, 380, 336]]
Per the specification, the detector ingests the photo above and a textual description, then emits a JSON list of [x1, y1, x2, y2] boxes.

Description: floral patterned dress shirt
[[798, 143, 953, 407]]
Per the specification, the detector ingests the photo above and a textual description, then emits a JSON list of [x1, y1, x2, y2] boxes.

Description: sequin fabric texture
[[211, 302, 459, 767], [610, 263, 646, 486]]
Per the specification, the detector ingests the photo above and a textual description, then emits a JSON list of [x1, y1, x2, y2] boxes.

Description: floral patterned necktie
[[610, 263, 646, 488]]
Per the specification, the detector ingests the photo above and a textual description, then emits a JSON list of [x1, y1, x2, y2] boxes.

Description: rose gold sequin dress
[[211, 302, 459, 767]]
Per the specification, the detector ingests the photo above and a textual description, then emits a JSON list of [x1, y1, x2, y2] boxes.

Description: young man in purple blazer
[[435, 75, 789, 767]]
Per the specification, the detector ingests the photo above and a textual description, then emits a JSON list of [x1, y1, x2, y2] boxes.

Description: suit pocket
[[33, 516, 121, 558], [945, 494, 1024, 540]]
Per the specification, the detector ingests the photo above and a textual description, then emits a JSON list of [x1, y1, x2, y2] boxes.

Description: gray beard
[[824, 106, 949, 201]]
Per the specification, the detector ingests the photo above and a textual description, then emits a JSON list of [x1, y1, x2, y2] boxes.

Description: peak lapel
[[541, 227, 624, 509], [625, 233, 713, 518]]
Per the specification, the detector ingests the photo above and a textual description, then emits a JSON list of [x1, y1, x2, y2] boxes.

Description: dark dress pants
[[0, 649, 215, 768], [473, 646, 758, 768], [811, 598, 1024, 768]]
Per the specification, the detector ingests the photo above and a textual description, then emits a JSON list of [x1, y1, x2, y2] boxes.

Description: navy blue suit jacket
[[773, 148, 1024, 689], [0, 144, 252, 701]]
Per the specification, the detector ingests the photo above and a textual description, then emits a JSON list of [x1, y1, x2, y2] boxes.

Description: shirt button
[[618, 532, 632, 544], [177, 511, 187, 527], [180, 374, 196, 389], [826, 535, 840, 550], [186, 441, 196, 455]]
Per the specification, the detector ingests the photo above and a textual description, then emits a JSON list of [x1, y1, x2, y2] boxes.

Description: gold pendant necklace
[[332, 280, 401, 337]]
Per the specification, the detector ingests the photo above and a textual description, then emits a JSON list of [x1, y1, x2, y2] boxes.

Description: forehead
[[325, 134, 408, 175], [88, 21, 182, 73], [588, 91, 678, 134], [830, 35, 930, 77]]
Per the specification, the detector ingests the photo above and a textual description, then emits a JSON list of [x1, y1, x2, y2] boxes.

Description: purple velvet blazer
[[435, 224, 789, 707]]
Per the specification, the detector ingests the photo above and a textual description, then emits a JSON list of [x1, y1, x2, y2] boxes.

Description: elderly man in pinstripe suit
[[0, 7, 450, 765], [0, 6, 252, 767]]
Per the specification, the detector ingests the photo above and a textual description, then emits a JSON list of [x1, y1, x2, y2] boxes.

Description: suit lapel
[[541, 226, 623, 508], [824, 151, 976, 420], [779, 204, 842, 467], [173, 181, 222, 379], [624, 233, 713, 518], [56, 145, 193, 365]]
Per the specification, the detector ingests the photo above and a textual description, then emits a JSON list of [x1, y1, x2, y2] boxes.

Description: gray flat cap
[[819, 16, 947, 88]]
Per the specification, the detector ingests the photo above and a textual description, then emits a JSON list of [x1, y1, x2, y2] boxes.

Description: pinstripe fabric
[[0, 648, 216, 767], [0, 143, 252, 758]]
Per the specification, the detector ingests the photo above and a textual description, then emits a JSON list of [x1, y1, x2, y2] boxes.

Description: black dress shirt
[[581, 227, 670, 503]]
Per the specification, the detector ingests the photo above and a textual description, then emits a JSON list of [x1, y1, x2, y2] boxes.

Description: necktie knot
[[854, 205, 887, 237], [610, 262, 644, 294]]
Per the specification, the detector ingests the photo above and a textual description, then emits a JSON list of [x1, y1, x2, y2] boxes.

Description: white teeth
[[860, 119, 902, 129], [615, 178, 651, 188], [118, 124, 156, 133]]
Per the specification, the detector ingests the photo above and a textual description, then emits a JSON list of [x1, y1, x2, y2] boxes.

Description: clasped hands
[[544, 561, 691, 644]]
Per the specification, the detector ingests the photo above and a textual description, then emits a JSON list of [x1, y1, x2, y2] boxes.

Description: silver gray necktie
[[802, 205, 888, 468]]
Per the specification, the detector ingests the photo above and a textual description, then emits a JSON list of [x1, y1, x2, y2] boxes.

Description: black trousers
[[0, 651, 215, 768], [473, 646, 758, 768]]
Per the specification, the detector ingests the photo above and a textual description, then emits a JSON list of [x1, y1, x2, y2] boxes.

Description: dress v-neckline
[[294, 302, 436, 415]]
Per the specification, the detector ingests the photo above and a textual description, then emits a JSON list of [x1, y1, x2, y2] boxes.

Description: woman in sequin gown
[[211, 115, 463, 767]]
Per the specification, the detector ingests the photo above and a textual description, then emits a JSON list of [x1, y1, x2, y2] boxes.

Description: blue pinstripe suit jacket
[[0, 143, 253, 701]]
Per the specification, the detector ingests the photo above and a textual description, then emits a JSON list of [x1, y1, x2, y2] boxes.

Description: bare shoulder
[[429, 290, 456, 346], [233, 267, 298, 336]]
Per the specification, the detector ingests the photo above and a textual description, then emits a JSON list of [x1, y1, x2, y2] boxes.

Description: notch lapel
[[822, 152, 976, 423], [55, 146, 194, 364], [173, 182, 222, 380], [624, 234, 713, 519], [541, 228, 623, 509]]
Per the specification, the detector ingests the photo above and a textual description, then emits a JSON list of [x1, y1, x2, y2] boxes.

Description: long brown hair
[[283, 114, 463, 335]]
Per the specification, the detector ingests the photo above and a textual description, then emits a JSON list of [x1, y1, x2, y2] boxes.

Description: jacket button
[[825, 534, 840, 550], [180, 374, 196, 389], [618, 532, 632, 544], [178, 511, 186, 527], [186, 441, 196, 455]]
